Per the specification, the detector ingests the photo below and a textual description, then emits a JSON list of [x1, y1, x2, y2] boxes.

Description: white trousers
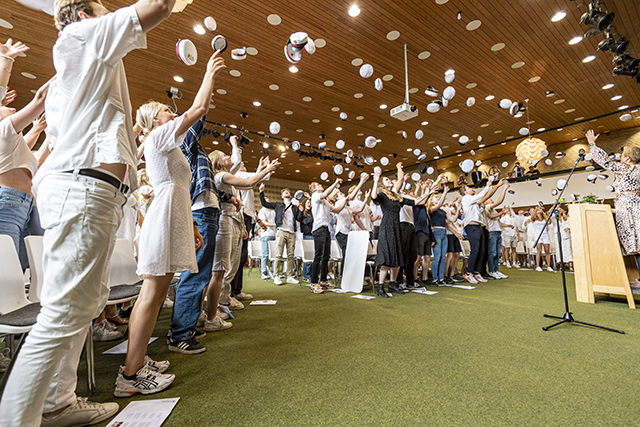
[[0, 172, 125, 426], [218, 218, 242, 305]]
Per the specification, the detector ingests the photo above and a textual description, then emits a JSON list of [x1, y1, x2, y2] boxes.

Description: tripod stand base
[[543, 312, 625, 334]]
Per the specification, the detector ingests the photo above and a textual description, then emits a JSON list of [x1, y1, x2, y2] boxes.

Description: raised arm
[[0, 39, 29, 92], [134, 0, 177, 33], [331, 196, 350, 214], [347, 173, 369, 201], [429, 186, 449, 213], [478, 179, 505, 205], [23, 115, 47, 149], [9, 78, 51, 133], [393, 162, 405, 193], [320, 178, 342, 200], [176, 52, 225, 137], [371, 172, 381, 200], [488, 183, 510, 209], [222, 159, 279, 188]]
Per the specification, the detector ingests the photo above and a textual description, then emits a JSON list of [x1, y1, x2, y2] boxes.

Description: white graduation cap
[[427, 166, 434, 175], [365, 136, 377, 148], [440, 96, 449, 108], [411, 172, 421, 181], [585, 165, 595, 171], [365, 155, 374, 165], [434, 146, 443, 155], [598, 174, 609, 180], [334, 164, 343, 175], [459, 135, 469, 145], [475, 160, 482, 167], [269, 121, 281, 134], [305, 38, 316, 54], [555, 152, 565, 159], [501, 161, 509, 168], [336, 139, 345, 150], [204, 16, 217, 31], [318, 141, 327, 148], [466, 97, 475, 107], [551, 189, 558, 196], [606, 185, 615, 192], [499, 98, 512, 109], [443, 86, 456, 101], [620, 113, 632, 122], [425, 86, 439, 97], [212, 35, 228, 53], [460, 159, 474, 173], [340, 112, 348, 121], [380, 157, 389, 166], [231, 47, 246, 60], [536, 178, 544, 186], [413, 148, 422, 156], [348, 170, 356, 179], [290, 32, 308, 51], [375, 78, 383, 91], [402, 131, 408, 139], [519, 127, 529, 136], [477, 136, 483, 143], [284, 41, 301, 63], [587, 174, 597, 183], [470, 150, 476, 156], [557, 179, 567, 190], [415, 129, 424, 140], [320, 171, 329, 180], [176, 39, 198, 66], [541, 149, 549, 158], [418, 154, 427, 161], [445, 70, 455, 83], [359, 64, 374, 78], [545, 159, 552, 166], [374, 166, 382, 174], [427, 101, 441, 113]]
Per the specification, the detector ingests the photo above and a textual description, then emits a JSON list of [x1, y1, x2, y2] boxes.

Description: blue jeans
[[488, 231, 502, 273], [303, 234, 313, 279], [261, 235, 275, 275], [0, 186, 34, 269], [170, 207, 219, 342], [431, 227, 448, 281]]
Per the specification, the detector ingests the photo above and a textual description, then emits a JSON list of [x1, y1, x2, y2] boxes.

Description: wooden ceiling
[[3, 0, 640, 181]]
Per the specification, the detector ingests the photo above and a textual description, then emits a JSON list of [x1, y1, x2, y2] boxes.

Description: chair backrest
[[268, 240, 278, 261], [331, 240, 342, 259], [251, 240, 264, 259], [109, 238, 142, 286], [24, 236, 44, 302], [294, 240, 304, 258], [0, 235, 31, 314], [372, 239, 378, 253], [301, 240, 315, 263], [515, 240, 526, 255], [460, 240, 471, 258]]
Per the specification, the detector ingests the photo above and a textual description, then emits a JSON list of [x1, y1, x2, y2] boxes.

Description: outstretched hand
[[586, 129, 599, 146], [1, 89, 16, 106], [0, 38, 29, 59], [206, 50, 226, 78]]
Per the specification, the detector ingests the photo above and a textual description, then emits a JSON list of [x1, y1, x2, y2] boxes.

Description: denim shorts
[[0, 186, 34, 269]]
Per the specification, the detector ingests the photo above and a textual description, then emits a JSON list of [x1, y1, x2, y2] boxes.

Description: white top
[[335, 203, 352, 235], [257, 207, 276, 237], [560, 218, 571, 240], [500, 215, 517, 237], [192, 190, 219, 211], [350, 200, 372, 231], [462, 187, 489, 227], [235, 170, 270, 221], [399, 195, 415, 224], [137, 115, 197, 276], [0, 118, 37, 177], [532, 220, 550, 241], [511, 213, 526, 232], [35, 5, 146, 191], [488, 208, 501, 232], [311, 192, 332, 232], [278, 199, 297, 233], [370, 201, 382, 226], [214, 172, 243, 223]]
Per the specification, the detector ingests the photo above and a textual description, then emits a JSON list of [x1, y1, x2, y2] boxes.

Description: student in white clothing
[[0, 1, 176, 425]]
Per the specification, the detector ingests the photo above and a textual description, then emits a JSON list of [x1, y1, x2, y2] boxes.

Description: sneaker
[[193, 330, 206, 340], [320, 281, 335, 289], [104, 320, 118, 331], [451, 275, 465, 283], [535, 266, 543, 272], [328, 273, 335, 279], [261, 273, 270, 280], [286, 276, 299, 284], [217, 305, 230, 320], [41, 398, 119, 427], [162, 297, 174, 308], [93, 321, 123, 342], [197, 310, 206, 327], [235, 292, 253, 300], [203, 315, 233, 332], [489, 272, 501, 280], [547, 267, 555, 272], [119, 305, 133, 319], [497, 272, 509, 279], [0, 348, 10, 373], [143, 355, 170, 373], [474, 274, 488, 283], [114, 366, 175, 397], [227, 297, 244, 310], [421, 279, 434, 287], [310, 284, 324, 294], [463, 273, 479, 284], [406, 282, 422, 290], [167, 336, 206, 354], [444, 277, 454, 285], [505, 262, 511, 268], [273, 276, 283, 285]]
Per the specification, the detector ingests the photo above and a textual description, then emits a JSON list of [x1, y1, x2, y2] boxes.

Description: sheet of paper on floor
[[412, 289, 438, 295], [103, 337, 158, 355], [106, 397, 179, 427], [451, 285, 476, 290], [250, 300, 277, 305], [351, 295, 376, 300]]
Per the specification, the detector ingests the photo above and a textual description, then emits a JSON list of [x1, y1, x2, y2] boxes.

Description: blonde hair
[[309, 182, 319, 193], [54, 0, 101, 30], [135, 101, 165, 143], [137, 169, 150, 187], [208, 150, 228, 174], [623, 146, 640, 164]]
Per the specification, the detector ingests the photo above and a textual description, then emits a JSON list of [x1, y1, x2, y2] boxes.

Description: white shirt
[[370, 202, 382, 226], [311, 192, 332, 232], [257, 207, 276, 237], [399, 195, 415, 224], [0, 118, 37, 177], [192, 190, 219, 211], [214, 172, 243, 223], [335, 204, 352, 235], [36, 6, 146, 191], [350, 200, 372, 231], [500, 215, 517, 237], [462, 187, 490, 227], [488, 209, 501, 232]]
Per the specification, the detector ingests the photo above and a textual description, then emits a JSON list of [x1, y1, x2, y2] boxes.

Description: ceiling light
[[598, 33, 629, 54], [336, 127, 342, 131], [348, 5, 360, 17], [569, 36, 583, 45], [279, 145, 286, 151], [421, 121, 429, 125], [602, 83, 614, 89], [452, 134, 459, 137], [295, 170, 300, 173], [619, 105, 629, 110], [580, 3, 615, 31], [253, 101, 261, 107], [380, 104, 387, 109], [263, 142, 269, 149], [611, 95, 622, 100], [479, 144, 485, 148], [407, 148, 412, 151], [485, 95, 495, 101], [193, 24, 205, 35], [289, 65, 299, 73], [537, 128, 546, 132], [582, 55, 596, 63], [551, 11, 566, 22], [613, 54, 639, 77], [173, 76, 184, 82]]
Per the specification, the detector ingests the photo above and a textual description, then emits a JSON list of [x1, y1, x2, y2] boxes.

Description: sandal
[[106, 315, 128, 325]]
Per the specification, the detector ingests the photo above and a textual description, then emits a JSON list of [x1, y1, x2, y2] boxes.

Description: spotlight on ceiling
[[580, 2, 615, 31], [612, 54, 640, 77], [290, 140, 301, 151], [598, 33, 629, 54]]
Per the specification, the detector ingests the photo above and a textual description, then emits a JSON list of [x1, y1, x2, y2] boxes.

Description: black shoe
[[388, 282, 408, 294], [406, 282, 422, 290], [119, 305, 133, 319], [434, 280, 446, 287], [445, 277, 454, 285], [451, 275, 464, 283], [168, 337, 206, 354], [193, 330, 206, 340], [376, 285, 389, 298], [421, 279, 434, 287], [484, 275, 495, 280]]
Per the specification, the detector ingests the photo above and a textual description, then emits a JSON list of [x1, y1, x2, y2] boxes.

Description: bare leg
[[544, 244, 551, 268], [451, 253, 460, 275], [205, 271, 225, 321], [123, 273, 173, 376], [378, 266, 388, 285], [421, 256, 431, 280], [389, 267, 399, 282], [413, 256, 421, 279], [536, 244, 542, 268]]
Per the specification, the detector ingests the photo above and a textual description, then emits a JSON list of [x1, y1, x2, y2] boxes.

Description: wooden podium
[[569, 204, 635, 309]]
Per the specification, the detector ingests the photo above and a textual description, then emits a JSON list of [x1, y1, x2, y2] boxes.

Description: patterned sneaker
[[193, 330, 206, 340], [235, 292, 253, 300], [474, 274, 488, 283], [41, 398, 118, 427], [463, 273, 479, 284], [310, 284, 324, 294], [93, 321, 123, 342], [227, 297, 244, 310], [217, 305, 230, 320], [167, 336, 206, 354], [203, 315, 233, 332], [197, 310, 206, 327], [286, 276, 299, 284], [320, 281, 335, 289], [114, 366, 175, 397], [143, 355, 169, 373]]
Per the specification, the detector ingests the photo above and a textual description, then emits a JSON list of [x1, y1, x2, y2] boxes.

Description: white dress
[[560, 219, 572, 262], [137, 115, 198, 276]]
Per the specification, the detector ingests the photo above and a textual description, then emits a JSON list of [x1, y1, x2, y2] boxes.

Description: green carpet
[[82, 267, 640, 426]]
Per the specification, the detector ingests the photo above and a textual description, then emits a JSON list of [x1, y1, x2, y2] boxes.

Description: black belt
[[63, 169, 130, 195]]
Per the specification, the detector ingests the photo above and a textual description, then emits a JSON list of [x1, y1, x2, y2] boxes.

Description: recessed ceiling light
[[295, 170, 300, 173], [324, 80, 334, 87], [289, 65, 299, 73], [421, 121, 429, 125], [537, 128, 546, 132], [481, 123, 489, 127], [377, 124, 385, 128], [0, 19, 13, 29], [285, 110, 293, 115], [229, 124, 237, 128], [466, 20, 481, 31], [434, 156, 440, 159], [619, 105, 629, 110], [485, 95, 495, 100], [356, 116, 364, 120], [452, 134, 459, 137], [173, 75, 184, 83], [297, 129, 304, 132], [569, 36, 583, 45], [312, 119, 320, 123], [315, 39, 326, 48], [466, 83, 478, 89], [565, 109, 575, 113], [269, 84, 279, 90], [348, 5, 360, 16], [354, 93, 363, 98], [512, 61, 525, 69], [528, 76, 541, 83], [387, 30, 400, 41], [611, 95, 622, 100], [246, 47, 258, 56], [407, 148, 412, 152], [351, 58, 363, 66], [602, 83, 614, 89], [267, 14, 281, 25], [316, 162, 321, 165], [582, 55, 596, 63], [382, 74, 393, 81], [303, 96, 312, 102], [418, 51, 431, 60], [491, 43, 506, 52], [553, 99, 565, 104], [632, 109, 639, 113], [574, 117, 584, 121], [479, 144, 486, 148], [336, 127, 343, 131], [229, 70, 241, 77], [379, 104, 388, 109], [551, 11, 566, 22], [253, 101, 261, 107], [216, 88, 226, 95], [193, 24, 205, 34]]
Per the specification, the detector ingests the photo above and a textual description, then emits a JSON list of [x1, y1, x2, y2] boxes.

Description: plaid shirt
[[180, 116, 231, 206]]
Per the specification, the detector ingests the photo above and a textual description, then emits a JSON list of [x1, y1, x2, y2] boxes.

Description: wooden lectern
[[569, 204, 635, 309]]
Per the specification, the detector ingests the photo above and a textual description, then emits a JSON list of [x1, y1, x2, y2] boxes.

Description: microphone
[[577, 148, 586, 162]]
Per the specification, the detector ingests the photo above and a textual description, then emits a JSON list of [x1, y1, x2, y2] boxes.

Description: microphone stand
[[532, 155, 624, 333]]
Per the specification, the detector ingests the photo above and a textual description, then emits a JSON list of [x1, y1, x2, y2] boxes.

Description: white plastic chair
[[247, 240, 262, 278], [330, 240, 342, 284], [24, 236, 44, 303], [300, 240, 315, 285]]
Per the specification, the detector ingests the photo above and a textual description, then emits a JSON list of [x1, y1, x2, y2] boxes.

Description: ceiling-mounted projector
[[391, 44, 418, 121]]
